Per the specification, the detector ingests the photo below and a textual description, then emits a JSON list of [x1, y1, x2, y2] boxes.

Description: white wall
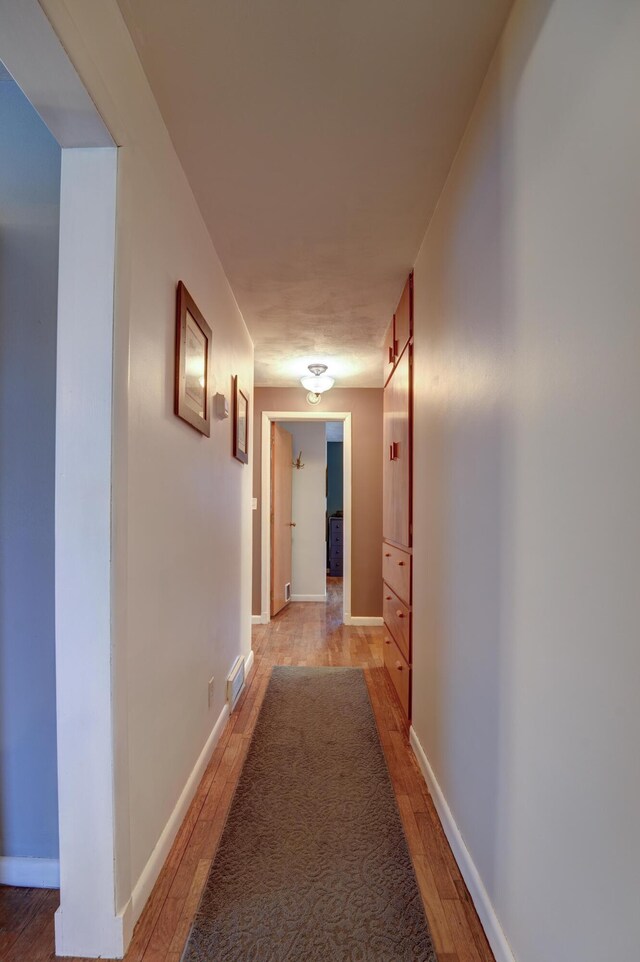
[[0, 78, 60, 864], [37, 0, 254, 948], [411, 2, 640, 961], [287, 422, 327, 600]]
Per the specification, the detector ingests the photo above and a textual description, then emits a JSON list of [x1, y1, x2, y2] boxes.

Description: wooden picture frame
[[233, 375, 249, 463], [175, 281, 211, 436]]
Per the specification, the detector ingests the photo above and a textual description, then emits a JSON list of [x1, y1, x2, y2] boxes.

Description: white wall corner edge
[[345, 615, 384, 626], [0, 856, 60, 888], [243, 649, 255, 679], [409, 726, 517, 962], [118, 701, 231, 944]]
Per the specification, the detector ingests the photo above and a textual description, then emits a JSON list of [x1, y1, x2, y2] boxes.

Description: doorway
[[0, 8, 123, 956], [261, 411, 352, 625], [0, 61, 61, 888]]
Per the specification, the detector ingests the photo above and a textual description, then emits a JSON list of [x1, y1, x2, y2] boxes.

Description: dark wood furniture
[[328, 515, 343, 576], [382, 272, 413, 723]]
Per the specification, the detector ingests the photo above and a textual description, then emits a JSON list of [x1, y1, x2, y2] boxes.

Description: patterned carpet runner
[[182, 666, 435, 961]]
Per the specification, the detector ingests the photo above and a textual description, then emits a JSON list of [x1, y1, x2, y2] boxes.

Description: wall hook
[[293, 451, 305, 470]]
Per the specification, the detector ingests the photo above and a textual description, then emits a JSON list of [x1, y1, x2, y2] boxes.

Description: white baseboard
[[409, 727, 516, 962], [344, 615, 384, 626], [121, 701, 231, 940], [290, 593, 327, 602], [55, 903, 128, 959], [251, 612, 270, 625], [0, 856, 60, 888]]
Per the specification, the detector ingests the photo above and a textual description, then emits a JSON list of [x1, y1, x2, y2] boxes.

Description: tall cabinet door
[[383, 346, 411, 547], [394, 274, 412, 358]]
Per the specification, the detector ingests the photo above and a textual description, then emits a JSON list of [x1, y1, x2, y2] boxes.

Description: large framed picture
[[233, 375, 249, 464], [175, 281, 211, 436]]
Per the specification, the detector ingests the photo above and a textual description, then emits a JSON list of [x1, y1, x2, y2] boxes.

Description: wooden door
[[394, 273, 413, 359], [383, 316, 396, 386], [383, 347, 411, 547], [270, 422, 293, 616]]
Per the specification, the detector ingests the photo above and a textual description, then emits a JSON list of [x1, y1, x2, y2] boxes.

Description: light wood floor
[[1, 579, 494, 962]]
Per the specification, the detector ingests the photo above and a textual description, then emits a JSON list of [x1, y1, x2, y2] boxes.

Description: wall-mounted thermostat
[[214, 393, 229, 419]]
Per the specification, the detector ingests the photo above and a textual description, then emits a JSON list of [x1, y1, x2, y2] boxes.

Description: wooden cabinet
[[383, 347, 411, 549], [383, 317, 396, 386], [395, 273, 412, 359], [382, 271, 413, 724], [383, 585, 410, 662], [328, 516, 343, 576], [383, 632, 410, 719], [382, 543, 411, 603]]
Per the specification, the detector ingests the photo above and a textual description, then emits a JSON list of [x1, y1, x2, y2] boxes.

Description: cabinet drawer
[[382, 542, 411, 604], [383, 586, 410, 662], [383, 634, 410, 721]]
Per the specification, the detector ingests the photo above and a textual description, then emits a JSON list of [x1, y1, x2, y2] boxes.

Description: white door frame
[[0, 3, 126, 957], [260, 411, 353, 625]]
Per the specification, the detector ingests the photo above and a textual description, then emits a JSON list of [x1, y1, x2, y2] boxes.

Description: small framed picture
[[175, 281, 211, 436], [233, 375, 249, 464]]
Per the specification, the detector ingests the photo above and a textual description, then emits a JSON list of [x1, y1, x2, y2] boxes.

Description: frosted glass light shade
[[300, 372, 335, 393]]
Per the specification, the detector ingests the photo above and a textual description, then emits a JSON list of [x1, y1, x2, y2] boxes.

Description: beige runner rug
[[182, 666, 435, 961]]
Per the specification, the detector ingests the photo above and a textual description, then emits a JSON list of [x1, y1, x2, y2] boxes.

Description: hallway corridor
[[2, 580, 493, 962]]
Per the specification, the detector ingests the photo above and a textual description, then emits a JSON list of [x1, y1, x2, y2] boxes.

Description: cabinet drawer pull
[[384, 637, 391, 645], [385, 595, 392, 600], [396, 610, 404, 618], [398, 560, 406, 567], [395, 661, 403, 671], [384, 552, 391, 557]]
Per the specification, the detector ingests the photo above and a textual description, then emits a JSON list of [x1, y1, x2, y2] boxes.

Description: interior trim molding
[[0, 856, 60, 888], [345, 615, 384, 626], [260, 411, 352, 628], [290, 593, 327, 602], [251, 614, 263, 625], [409, 727, 516, 962], [244, 649, 255, 679], [122, 701, 231, 935]]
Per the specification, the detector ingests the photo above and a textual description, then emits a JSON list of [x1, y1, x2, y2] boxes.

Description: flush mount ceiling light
[[300, 363, 335, 394]]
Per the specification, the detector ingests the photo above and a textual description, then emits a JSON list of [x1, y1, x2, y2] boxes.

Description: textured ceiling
[[117, 0, 512, 387]]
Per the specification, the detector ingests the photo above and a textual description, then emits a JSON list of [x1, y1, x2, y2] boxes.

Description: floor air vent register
[[226, 656, 246, 711]]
